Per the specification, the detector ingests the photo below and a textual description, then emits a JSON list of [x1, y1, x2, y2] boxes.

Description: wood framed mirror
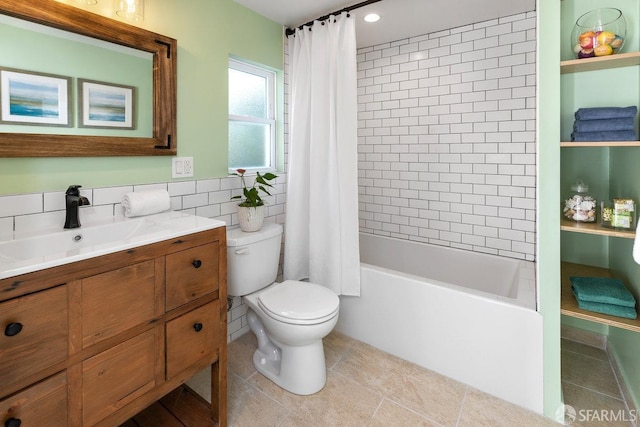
[[0, 0, 177, 157]]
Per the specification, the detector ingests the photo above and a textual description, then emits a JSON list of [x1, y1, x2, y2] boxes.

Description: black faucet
[[64, 185, 90, 229]]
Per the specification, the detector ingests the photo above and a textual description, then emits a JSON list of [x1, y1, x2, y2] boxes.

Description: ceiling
[[234, 0, 536, 48]]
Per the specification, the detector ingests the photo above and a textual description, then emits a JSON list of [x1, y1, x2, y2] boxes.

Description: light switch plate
[[172, 157, 194, 178]]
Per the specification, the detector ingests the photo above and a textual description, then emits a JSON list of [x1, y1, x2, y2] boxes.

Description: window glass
[[228, 59, 275, 171], [228, 121, 271, 169], [229, 68, 267, 119]]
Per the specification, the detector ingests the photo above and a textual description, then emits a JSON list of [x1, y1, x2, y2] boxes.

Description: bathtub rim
[[358, 233, 537, 311], [357, 262, 537, 312]]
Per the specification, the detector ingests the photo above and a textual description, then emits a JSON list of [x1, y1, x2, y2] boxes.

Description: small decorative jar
[[563, 179, 597, 222], [571, 8, 626, 59], [601, 199, 636, 229]]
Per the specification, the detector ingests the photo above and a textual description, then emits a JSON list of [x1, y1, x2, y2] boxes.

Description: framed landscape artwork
[[0, 67, 72, 127], [78, 79, 135, 129]]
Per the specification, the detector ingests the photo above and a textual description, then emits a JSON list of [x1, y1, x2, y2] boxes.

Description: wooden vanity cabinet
[[0, 286, 68, 396], [166, 242, 220, 311], [0, 372, 68, 427], [0, 227, 227, 427]]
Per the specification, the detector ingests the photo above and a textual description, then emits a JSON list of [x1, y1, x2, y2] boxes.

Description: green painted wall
[[559, 0, 640, 412], [0, 0, 284, 195], [562, 314, 610, 335], [538, 0, 563, 418], [609, 181, 640, 406], [609, 327, 640, 407]]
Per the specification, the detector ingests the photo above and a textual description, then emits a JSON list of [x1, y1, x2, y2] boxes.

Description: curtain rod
[[285, 0, 383, 37]]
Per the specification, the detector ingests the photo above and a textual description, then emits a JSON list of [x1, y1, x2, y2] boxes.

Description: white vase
[[237, 205, 265, 232]]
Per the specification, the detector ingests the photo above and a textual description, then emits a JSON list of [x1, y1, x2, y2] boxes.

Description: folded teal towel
[[570, 276, 637, 307], [572, 291, 638, 319]]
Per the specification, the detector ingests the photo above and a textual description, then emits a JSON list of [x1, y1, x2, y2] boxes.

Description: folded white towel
[[122, 189, 171, 218], [634, 220, 640, 265]]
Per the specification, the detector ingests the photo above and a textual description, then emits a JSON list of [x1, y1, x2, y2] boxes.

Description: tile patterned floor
[[187, 332, 640, 426], [561, 339, 637, 427], [220, 331, 558, 426]]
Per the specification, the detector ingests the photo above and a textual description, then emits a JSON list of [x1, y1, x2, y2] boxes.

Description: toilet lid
[[258, 280, 339, 324]]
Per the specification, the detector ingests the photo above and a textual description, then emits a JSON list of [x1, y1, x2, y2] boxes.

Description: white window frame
[[228, 58, 276, 173]]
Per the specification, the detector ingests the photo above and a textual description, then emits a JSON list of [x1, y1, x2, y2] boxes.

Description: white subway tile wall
[[0, 178, 287, 236], [357, 12, 537, 261]]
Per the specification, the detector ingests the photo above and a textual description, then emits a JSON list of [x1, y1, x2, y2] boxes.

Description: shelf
[[561, 262, 640, 333], [561, 141, 640, 147], [561, 51, 640, 74], [560, 219, 635, 239]]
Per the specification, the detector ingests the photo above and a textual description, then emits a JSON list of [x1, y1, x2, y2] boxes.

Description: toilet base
[[247, 309, 328, 395]]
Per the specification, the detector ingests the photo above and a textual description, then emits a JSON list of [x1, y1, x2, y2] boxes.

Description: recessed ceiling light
[[364, 13, 380, 23]]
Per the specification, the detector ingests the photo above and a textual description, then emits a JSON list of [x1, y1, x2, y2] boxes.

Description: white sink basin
[[0, 211, 225, 280]]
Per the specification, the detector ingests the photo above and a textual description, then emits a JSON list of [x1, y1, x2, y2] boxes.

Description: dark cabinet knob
[[4, 322, 23, 337], [192, 260, 202, 269], [5, 417, 22, 427], [193, 323, 203, 332]]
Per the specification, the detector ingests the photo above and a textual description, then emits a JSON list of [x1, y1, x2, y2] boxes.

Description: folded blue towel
[[572, 292, 638, 319], [571, 130, 637, 142], [570, 276, 637, 307], [575, 106, 638, 121], [573, 118, 635, 133]]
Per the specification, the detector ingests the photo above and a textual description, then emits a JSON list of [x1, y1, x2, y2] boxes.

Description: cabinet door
[[0, 286, 68, 396], [81, 260, 156, 348], [166, 242, 219, 311], [0, 371, 67, 427], [166, 300, 220, 379], [82, 330, 156, 426]]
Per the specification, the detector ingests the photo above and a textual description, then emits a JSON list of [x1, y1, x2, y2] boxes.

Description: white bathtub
[[335, 233, 544, 413]]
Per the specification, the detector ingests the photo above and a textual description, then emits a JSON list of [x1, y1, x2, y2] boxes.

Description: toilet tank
[[226, 222, 283, 296]]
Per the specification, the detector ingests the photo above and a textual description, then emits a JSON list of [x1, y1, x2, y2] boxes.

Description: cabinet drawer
[[82, 260, 156, 348], [0, 371, 67, 427], [82, 329, 156, 426], [166, 242, 219, 310], [0, 286, 68, 395], [166, 300, 220, 379]]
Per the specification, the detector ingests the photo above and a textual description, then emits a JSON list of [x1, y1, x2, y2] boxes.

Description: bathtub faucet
[[64, 185, 90, 229]]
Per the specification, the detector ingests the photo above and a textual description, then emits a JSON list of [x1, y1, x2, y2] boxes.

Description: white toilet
[[226, 223, 340, 395]]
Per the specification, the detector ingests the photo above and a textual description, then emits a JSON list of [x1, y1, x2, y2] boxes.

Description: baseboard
[[561, 324, 607, 349], [607, 342, 639, 422]]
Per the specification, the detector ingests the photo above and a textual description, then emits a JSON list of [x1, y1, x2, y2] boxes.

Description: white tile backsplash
[[92, 186, 132, 205], [0, 217, 13, 238], [0, 194, 42, 217], [182, 193, 209, 209], [43, 191, 66, 212], [168, 180, 196, 196], [196, 179, 220, 193], [134, 183, 168, 192]]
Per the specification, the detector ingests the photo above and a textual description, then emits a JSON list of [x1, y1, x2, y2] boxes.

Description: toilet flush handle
[[234, 248, 250, 255]]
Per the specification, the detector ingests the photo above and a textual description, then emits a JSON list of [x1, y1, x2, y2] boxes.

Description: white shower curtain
[[284, 13, 360, 296]]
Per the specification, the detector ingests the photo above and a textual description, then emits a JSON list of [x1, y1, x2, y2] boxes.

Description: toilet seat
[[258, 280, 340, 325]]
